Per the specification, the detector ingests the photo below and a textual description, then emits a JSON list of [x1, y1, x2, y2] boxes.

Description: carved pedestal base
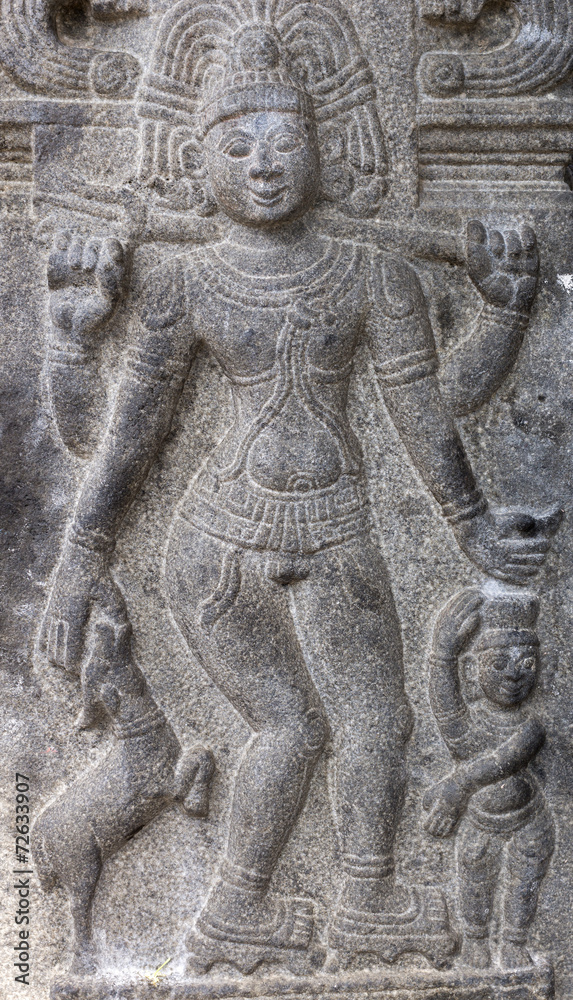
[[50, 958, 554, 1000]]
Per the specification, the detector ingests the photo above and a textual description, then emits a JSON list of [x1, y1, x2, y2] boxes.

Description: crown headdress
[[474, 592, 540, 652], [137, 0, 387, 217]]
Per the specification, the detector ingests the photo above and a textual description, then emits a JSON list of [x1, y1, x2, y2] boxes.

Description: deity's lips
[[499, 679, 527, 698], [248, 186, 287, 206]]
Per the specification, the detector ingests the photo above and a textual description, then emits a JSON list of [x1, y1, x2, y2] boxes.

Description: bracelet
[[481, 303, 530, 332], [441, 489, 488, 526], [68, 522, 115, 555], [48, 339, 93, 367]]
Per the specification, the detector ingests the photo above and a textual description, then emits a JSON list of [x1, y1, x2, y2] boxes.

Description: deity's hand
[[432, 588, 483, 661], [453, 506, 562, 584], [466, 221, 539, 316], [422, 774, 467, 838], [36, 542, 107, 676], [48, 230, 127, 346]]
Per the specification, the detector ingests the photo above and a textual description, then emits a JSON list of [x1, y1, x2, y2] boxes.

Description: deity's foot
[[187, 893, 324, 976], [499, 941, 533, 969], [460, 935, 491, 969], [328, 885, 458, 969]]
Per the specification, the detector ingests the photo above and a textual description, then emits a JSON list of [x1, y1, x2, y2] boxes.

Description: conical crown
[[200, 22, 314, 133]]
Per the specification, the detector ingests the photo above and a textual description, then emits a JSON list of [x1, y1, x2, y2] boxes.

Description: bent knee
[[511, 811, 556, 865], [268, 708, 329, 761]]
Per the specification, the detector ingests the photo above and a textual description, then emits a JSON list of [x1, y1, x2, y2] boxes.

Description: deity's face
[[204, 111, 320, 228], [477, 644, 539, 708]]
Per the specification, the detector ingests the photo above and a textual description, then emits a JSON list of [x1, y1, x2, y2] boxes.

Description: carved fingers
[[454, 505, 561, 584], [466, 220, 539, 314], [36, 543, 106, 675], [48, 230, 127, 341], [493, 506, 563, 578], [38, 602, 89, 675], [422, 776, 466, 838], [419, 0, 487, 23]]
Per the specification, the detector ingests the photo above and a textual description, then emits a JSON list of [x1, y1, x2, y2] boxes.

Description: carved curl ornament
[[418, 0, 573, 97], [0, 0, 145, 96]]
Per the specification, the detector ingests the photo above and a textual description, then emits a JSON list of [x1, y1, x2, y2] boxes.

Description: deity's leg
[[456, 820, 503, 968], [290, 535, 455, 965], [500, 805, 555, 968], [290, 536, 411, 912], [165, 518, 328, 967]]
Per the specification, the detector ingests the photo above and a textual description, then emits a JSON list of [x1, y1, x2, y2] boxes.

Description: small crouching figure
[[32, 617, 215, 976], [423, 588, 554, 970]]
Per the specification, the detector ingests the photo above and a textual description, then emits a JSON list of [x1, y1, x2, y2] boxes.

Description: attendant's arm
[[455, 718, 545, 795], [423, 718, 545, 838], [428, 590, 485, 760]]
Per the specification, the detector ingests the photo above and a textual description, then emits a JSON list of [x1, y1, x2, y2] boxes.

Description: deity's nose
[[249, 144, 284, 180]]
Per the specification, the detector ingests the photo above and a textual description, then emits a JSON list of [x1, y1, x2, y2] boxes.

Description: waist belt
[[178, 469, 371, 555], [467, 791, 540, 835]]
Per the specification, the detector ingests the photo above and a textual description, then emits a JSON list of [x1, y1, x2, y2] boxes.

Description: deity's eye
[[222, 137, 254, 158], [520, 657, 536, 672], [273, 132, 303, 153]]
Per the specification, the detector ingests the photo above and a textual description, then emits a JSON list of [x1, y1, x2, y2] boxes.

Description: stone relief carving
[[0, 0, 570, 995], [416, 0, 573, 208], [136, 0, 388, 219], [424, 588, 555, 971], [27, 0, 564, 992], [418, 0, 573, 98]]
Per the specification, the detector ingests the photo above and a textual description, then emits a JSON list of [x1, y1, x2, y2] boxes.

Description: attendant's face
[[478, 644, 538, 707], [204, 111, 320, 227]]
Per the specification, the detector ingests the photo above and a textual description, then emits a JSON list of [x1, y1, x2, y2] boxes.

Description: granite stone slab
[[1, 1, 573, 999]]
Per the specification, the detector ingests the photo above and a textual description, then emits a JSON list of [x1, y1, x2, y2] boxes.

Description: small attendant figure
[[423, 589, 555, 970]]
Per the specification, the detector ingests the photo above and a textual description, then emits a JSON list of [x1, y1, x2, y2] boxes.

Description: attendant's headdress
[[137, 0, 387, 217], [474, 592, 540, 652]]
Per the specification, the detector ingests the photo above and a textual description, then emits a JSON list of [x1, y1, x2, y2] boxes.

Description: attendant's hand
[[466, 221, 539, 316], [453, 505, 562, 584], [423, 775, 468, 838]]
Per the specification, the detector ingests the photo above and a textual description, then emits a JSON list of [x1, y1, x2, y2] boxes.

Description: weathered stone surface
[[1, 2, 573, 999]]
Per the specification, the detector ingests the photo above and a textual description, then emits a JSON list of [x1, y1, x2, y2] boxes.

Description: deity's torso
[[190, 237, 366, 495], [140, 234, 436, 556]]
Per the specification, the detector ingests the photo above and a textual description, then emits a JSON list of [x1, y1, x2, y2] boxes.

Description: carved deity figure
[[424, 590, 555, 970], [37, 0, 557, 977]]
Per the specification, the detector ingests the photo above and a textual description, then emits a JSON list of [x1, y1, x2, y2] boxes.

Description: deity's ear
[[178, 137, 207, 179], [167, 129, 218, 216], [317, 109, 388, 219]]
